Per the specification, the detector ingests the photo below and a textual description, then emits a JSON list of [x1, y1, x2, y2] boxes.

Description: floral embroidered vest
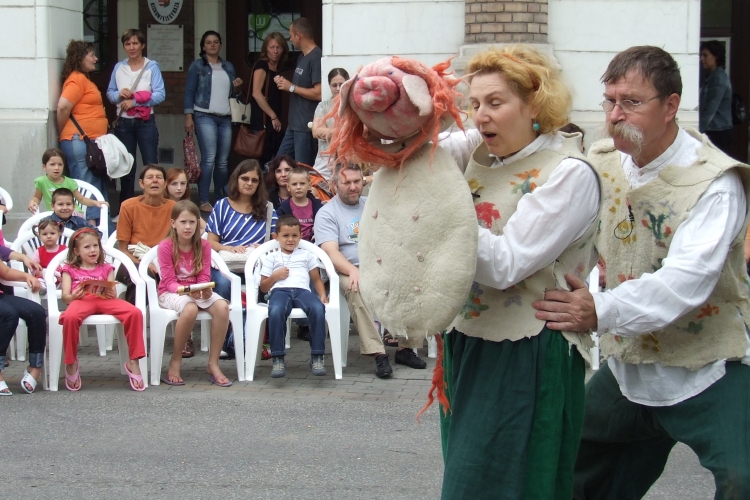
[[592, 128, 750, 370], [450, 137, 599, 357]]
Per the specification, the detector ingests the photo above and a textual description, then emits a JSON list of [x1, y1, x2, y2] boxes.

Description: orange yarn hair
[[416, 334, 451, 422], [324, 57, 465, 170]]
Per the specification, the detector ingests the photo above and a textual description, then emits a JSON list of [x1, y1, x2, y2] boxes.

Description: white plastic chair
[[8, 227, 75, 360], [588, 266, 601, 371], [45, 246, 148, 391], [0, 186, 13, 211], [139, 245, 246, 385], [243, 239, 349, 380], [19, 180, 109, 241], [0, 274, 47, 390]]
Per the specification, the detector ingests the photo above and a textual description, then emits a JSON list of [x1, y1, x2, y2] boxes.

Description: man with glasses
[[534, 46, 750, 498]]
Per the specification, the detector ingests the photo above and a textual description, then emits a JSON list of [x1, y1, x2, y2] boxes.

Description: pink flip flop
[[65, 365, 81, 391], [124, 362, 146, 391], [207, 374, 232, 387]]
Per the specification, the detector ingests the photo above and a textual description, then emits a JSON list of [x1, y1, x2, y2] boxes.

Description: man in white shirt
[[534, 46, 750, 498]]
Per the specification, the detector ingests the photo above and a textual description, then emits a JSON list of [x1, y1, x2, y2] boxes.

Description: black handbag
[[69, 115, 107, 177]]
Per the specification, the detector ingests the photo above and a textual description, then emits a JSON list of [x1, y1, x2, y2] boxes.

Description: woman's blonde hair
[[467, 45, 572, 134], [167, 201, 205, 274]]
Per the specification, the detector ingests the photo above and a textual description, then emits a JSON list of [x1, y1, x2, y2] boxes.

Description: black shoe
[[395, 348, 427, 369], [374, 353, 393, 378], [297, 326, 310, 342]]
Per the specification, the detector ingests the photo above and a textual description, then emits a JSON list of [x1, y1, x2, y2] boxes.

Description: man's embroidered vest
[[450, 137, 599, 357], [592, 128, 750, 370]]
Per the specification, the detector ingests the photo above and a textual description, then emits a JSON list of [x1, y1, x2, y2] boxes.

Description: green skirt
[[440, 327, 585, 500]]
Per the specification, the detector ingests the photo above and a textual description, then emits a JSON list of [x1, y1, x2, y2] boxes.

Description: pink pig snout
[[351, 76, 399, 113]]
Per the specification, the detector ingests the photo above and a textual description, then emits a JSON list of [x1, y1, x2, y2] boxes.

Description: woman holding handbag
[[56, 40, 110, 223], [184, 30, 243, 213], [247, 32, 289, 166], [107, 29, 166, 208]]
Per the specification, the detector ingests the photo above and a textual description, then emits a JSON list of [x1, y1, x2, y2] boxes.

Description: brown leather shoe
[[199, 202, 213, 213]]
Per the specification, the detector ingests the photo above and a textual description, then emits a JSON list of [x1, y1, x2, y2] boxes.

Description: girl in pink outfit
[[157, 200, 231, 387], [59, 228, 145, 391]]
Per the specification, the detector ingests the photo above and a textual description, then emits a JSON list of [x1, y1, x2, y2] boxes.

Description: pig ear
[[338, 71, 358, 117], [402, 74, 434, 117]]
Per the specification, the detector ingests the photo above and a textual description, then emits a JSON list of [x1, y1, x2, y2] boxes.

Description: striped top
[[206, 198, 277, 246]]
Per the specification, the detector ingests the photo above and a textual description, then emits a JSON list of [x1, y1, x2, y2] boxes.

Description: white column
[[0, 0, 82, 229]]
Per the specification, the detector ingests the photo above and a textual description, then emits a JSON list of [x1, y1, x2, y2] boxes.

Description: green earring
[[532, 121, 540, 132]]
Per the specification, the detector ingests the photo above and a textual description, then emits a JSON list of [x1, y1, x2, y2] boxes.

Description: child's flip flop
[[207, 374, 232, 387], [124, 363, 146, 392], [20, 370, 37, 394], [160, 375, 185, 386], [65, 365, 81, 391]]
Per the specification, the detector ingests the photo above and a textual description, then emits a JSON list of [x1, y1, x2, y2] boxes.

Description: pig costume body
[[326, 56, 477, 343]]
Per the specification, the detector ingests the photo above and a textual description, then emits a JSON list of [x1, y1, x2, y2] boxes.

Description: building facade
[[0, 0, 743, 229]]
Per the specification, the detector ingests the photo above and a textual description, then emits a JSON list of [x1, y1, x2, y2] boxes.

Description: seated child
[[59, 228, 145, 391], [49, 188, 101, 235], [30, 218, 67, 292], [276, 166, 324, 242], [28, 148, 108, 221], [157, 200, 232, 387], [260, 214, 328, 378]]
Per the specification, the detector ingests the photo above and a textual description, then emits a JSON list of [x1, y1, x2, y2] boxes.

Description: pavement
[[2, 325, 715, 499]]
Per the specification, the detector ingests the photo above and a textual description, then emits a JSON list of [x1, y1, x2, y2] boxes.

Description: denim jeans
[[0, 294, 47, 369], [211, 267, 233, 301], [113, 115, 159, 204], [267, 287, 326, 357], [194, 111, 232, 204], [60, 135, 110, 221], [276, 129, 318, 167]]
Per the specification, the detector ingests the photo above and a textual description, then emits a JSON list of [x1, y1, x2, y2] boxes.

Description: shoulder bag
[[110, 65, 147, 132], [233, 63, 268, 159], [69, 115, 108, 177], [230, 71, 252, 125]]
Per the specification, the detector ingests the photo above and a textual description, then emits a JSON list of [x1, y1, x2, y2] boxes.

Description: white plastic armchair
[[8, 227, 74, 360], [0, 186, 13, 211], [243, 239, 348, 380], [139, 245, 245, 385], [45, 246, 148, 391]]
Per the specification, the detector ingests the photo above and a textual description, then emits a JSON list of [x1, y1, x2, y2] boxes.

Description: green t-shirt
[[34, 175, 79, 210]]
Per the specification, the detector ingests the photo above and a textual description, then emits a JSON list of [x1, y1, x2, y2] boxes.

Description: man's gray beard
[[596, 122, 645, 157]]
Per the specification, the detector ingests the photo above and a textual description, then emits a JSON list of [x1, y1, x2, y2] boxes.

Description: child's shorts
[[158, 291, 226, 314]]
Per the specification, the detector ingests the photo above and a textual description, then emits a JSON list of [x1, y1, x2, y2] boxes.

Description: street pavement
[[2, 327, 714, 499]]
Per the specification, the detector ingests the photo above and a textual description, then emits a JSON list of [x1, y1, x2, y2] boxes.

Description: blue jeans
[[276, 129, 318, 167], [211, 267, 233, 301], [113, 115, 159, 204], [0, 294, 47, 369], [267, 287, 326, 357], [194, 111, 232, 204], [60, 135, 110, 221]]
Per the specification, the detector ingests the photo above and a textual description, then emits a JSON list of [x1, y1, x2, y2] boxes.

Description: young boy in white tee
[[260, 214, 328, 378]]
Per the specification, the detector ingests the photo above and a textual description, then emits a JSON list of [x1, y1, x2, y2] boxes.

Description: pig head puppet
[[326, 56, 478, 343]]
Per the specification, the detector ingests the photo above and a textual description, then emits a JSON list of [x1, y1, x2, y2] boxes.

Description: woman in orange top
[[56, 40, 110, 223]]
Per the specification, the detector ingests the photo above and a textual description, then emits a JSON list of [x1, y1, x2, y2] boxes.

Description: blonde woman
[[437, 45, 600, 498]]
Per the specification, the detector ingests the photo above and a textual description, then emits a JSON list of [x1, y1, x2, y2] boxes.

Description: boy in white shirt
[[260, 215, 328, 378]]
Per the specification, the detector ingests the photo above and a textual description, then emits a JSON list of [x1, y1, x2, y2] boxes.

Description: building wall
[[0, 0, 83, 229], [321, 0, 465, 100]]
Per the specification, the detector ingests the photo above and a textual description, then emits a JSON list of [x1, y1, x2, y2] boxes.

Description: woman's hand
[[119, 88, 133, 100], [271, 117, 281, 132], [185, 114, 195, 135], [121, 99, 136, 112], [25, 275, 41, 293], [232, 77, 243, 88], [20, 255, 42, 276], [226, 245, 248, 254]]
